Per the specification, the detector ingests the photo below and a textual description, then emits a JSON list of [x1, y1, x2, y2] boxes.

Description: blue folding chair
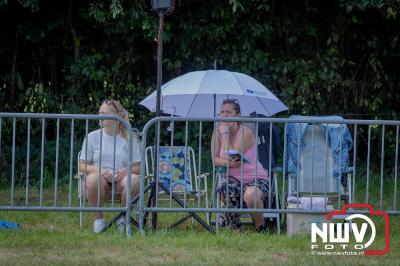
[[144, 145, 212, 232], [285, 115, 353, 213]]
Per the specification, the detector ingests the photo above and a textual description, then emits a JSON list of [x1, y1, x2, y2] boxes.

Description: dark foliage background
[[0, 0, 399, 185], [1, 0, 399, 121]]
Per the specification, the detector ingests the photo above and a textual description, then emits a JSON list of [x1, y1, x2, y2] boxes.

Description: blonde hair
[[102, 99, 130, 140]]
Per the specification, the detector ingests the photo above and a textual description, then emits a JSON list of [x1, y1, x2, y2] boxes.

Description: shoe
[[256, 224, 267, 233], [93, 218, 106, 233], [266, 219, 277, 235], [116, 216, 125, 234]]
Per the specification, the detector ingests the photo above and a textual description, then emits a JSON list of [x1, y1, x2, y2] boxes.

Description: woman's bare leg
[[117, 174, 140, 207], [244, 186, 265, 228], [86, 171, 109, 219]]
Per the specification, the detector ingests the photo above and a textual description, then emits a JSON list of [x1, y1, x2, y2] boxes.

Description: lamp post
[[149, 0, 175, 230], [150, 0, 175, 116]]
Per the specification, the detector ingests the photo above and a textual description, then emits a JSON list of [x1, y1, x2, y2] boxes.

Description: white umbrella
[[140, 70, 288, 117]]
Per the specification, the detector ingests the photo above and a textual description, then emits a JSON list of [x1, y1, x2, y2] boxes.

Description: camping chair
[[211, 166, 281, 234], [75, 128, 142, 230], [144, 145, 212, 232], [75, 151, 139, 230], [75, 151, 125, 228], [285, 116, 353, 214]]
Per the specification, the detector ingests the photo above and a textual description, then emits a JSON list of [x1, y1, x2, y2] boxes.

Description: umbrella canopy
[[140, 70, 288, 117]]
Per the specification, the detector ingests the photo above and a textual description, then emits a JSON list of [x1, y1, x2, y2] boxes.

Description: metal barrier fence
[[1, 113, 399, 237], [138, 116, 400, 234], [0, 113, 135, 237]]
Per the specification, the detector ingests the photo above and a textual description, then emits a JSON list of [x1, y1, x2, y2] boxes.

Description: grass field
[[0, 208, 399, 265], [1, 169, 400, 265]]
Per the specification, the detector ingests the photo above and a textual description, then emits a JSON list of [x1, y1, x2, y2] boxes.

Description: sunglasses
[[222, 98, 239, 104], [103, 99, 119, 113]]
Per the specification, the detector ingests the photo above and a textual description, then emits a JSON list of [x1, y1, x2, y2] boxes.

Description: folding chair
[[144, 145, 212, 232], [75, 128, 142, 230], [76, 151, 135, 229], [210, 115, 281, 233], [211, 166, 281, 233], [75, 151, 86, 228], [285, 116, 353, 230]]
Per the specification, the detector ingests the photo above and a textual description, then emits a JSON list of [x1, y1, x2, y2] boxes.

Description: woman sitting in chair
[[79, 99, 141, 233], [212, 99, 269, 232]]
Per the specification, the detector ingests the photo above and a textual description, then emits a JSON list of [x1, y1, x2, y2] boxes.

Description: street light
[[149, 0, 175, 230], [150, 0, 175, 14], [150, 0, 175, 116]]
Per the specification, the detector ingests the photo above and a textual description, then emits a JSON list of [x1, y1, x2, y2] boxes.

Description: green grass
[[1, 170, 400, 265], [0, 209, 399, 265]]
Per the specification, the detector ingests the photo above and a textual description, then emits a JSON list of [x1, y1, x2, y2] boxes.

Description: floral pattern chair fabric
[[157, 146, 192, 192]]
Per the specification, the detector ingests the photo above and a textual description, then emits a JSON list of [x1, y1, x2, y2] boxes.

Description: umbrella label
[[247, 89, 268, 96]]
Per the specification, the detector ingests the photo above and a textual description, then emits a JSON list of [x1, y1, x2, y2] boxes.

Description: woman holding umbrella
[[212, 99, 269, 232]]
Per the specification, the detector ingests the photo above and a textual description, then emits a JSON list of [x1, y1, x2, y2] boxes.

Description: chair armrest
[[272, 167, 282, 173], [195, 173, 209, 180], [194, 173, 209, 192], [345, 167, 354, 173], [214, 166, 227, 173], [287, 166, 297, 174], [145, 174, 154, 180], [74, 173, 83, 180], [271, 166, 296, 174]]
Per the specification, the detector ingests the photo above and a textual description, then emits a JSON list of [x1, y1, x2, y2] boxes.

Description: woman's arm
[[132, 162, 140, 175], [79, 160, 99, 175], [219, 126, 254, 154], [212, 130, 241, 167], [79, 135, 97, 175], [79, 160, 115, 182], [113, 162, 141, 182]]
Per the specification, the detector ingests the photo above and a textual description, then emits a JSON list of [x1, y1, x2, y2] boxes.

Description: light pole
[[150, 0, 175, 116], [149, 0, 175, 230]]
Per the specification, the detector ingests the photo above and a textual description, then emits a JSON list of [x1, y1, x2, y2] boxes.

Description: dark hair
[[222, 99, 241, 114]]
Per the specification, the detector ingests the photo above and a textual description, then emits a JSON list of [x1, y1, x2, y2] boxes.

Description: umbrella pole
[[213, 94, 216, 117], [213, 61, 216, 117]]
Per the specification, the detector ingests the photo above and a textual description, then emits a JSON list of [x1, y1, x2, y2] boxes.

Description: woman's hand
[[115, 167, 128, 182], [227, 157, 241, 168], [101, 169, 113, 182], [218, 124, 230, 135]]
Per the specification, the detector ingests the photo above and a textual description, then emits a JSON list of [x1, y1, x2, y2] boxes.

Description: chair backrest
[[297, 125, 337, 193], [287, 120, 349, 196], [145, 146, 196, 192], [248, 112, 280, 172]]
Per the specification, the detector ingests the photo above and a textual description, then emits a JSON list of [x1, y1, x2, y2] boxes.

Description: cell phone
[[229, 154, 241, 161], [227, 150, 250, 163]]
